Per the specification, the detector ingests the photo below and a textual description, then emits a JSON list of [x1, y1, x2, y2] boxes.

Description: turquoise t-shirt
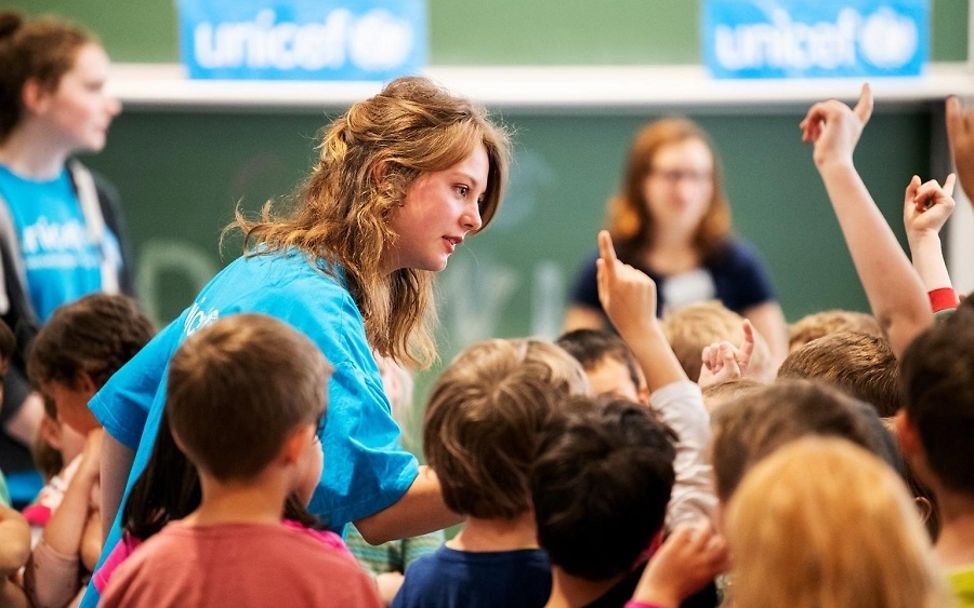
[[83, 251, 418, 608], [0, 165, 122, 322]]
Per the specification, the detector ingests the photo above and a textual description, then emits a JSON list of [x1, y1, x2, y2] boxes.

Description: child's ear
[[74, 371, 99, 400], [280, 424, 315, 466], [39, 415, 63, 451], [893, 410, 922, 460]]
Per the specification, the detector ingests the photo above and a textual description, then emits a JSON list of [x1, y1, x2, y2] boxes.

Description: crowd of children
[[4, 9, 974, 608]]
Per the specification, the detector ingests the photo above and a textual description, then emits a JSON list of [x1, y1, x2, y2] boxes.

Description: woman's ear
[[914, 496, 934, 524], [21, 78, 53, 115]]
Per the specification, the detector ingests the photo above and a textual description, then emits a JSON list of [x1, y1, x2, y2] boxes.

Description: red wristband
[[928, 287, 959, 312], [625, 602, 668, 608]]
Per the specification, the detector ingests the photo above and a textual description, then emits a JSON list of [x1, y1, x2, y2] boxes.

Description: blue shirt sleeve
[[709, 239, 777, 313], [272, 283, 418, 529], [88, 311, 187, 450]]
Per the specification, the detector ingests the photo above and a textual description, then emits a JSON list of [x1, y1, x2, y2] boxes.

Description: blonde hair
[[726, 437, 947, 608], [606, 118, 731, 259], [788, 309, 883, 353], [229, 77, 510, 368], [662, 300, 771, 382], [423, 338, 588, 519]]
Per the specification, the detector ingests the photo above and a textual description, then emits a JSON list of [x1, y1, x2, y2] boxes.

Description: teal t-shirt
[[0, 165, 122, 322], [83, 251, 418, 608]]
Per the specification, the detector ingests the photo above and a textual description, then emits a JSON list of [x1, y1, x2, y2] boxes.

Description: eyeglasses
[[650, 168, 713, 185]]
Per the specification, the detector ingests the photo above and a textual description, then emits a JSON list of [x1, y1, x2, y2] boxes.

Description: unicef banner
[[177, 0, 426, 80], [702, 0, 928, 79]]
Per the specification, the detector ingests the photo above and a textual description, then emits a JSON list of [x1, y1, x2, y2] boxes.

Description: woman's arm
[[100, 433, 134, 540], [354, 466, 458, 545]]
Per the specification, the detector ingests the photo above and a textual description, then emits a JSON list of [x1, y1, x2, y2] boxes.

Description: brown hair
[[710, 379, 880, 502], [900, 306, 974, 495], [662, 300, 771, 382], [423, 338, 587, 519], [229, 77, 510, 369], [27, 294, 155, 390], [700, 377, 762, 414], [726, 437, 946, 608], [788, 309, 883, 352], [555, 328, 641, 392], [606, 118, 731, 259], [778, 331, 900, 417], [0, 12, 93, 141], [167, 314, 331, 481], [531, 396, 676, 581]]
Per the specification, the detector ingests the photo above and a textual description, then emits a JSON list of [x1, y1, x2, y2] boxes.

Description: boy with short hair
[[101, 314, 380, 607], [787, 309, 883, 353], [392, 338, 588, 608], [556, 328, 646, 403], [777, 331, 901, 417], [898, 305, 974, 605], [661, 301, 774, 383]]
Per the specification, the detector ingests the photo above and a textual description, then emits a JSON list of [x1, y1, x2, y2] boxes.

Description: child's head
[[777, 331, 900, 417], [710, 379, 884, 503], [899, 306, 974, 498], [531, 396, 676, 581], [661, 301, 772, 383], [166, 314, 330, 484], [606, 118, 730, 258], [555, 328, 645, 402], [232, 76, 511, 369], [28, 294, 154, 436], [700, 377, 761, 414], [423, 338, 587, 520], [725, 437, 945, 608], [788, 309, 883, 353]]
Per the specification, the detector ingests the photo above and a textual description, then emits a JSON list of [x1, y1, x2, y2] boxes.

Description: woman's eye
[[455, 185, 469, 197]]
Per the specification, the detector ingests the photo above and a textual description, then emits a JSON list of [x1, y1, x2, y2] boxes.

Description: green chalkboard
[[10, 0, 969, 64]]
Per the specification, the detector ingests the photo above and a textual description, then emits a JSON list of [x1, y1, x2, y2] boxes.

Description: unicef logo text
[[192, 8, 415, 73], [714, 6, 920, 73]]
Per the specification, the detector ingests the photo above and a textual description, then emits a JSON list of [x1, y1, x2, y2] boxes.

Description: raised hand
[[698, 319, 756, 388], [903, 173, 957, 241], [800, 83, 873, 168], [946, 97, 974, 203], [596, 230, 658, 340]]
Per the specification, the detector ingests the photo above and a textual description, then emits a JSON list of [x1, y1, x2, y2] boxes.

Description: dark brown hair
[[555, 328, 640, 392], [606, 118, 731, 259], [711, 379, 881, 502], [778, 331, 900, 417], [27, 294, 154, 390], [900, 306, 974, 495], [0, 12, 93, 140], [423, 338, 587, 519], [167, 314, 331, 480], [230, 76, 511, 369], [531, 396, 676, 581]]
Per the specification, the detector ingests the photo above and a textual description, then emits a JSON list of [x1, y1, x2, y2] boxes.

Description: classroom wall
[[7, 1, 957, 422]]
